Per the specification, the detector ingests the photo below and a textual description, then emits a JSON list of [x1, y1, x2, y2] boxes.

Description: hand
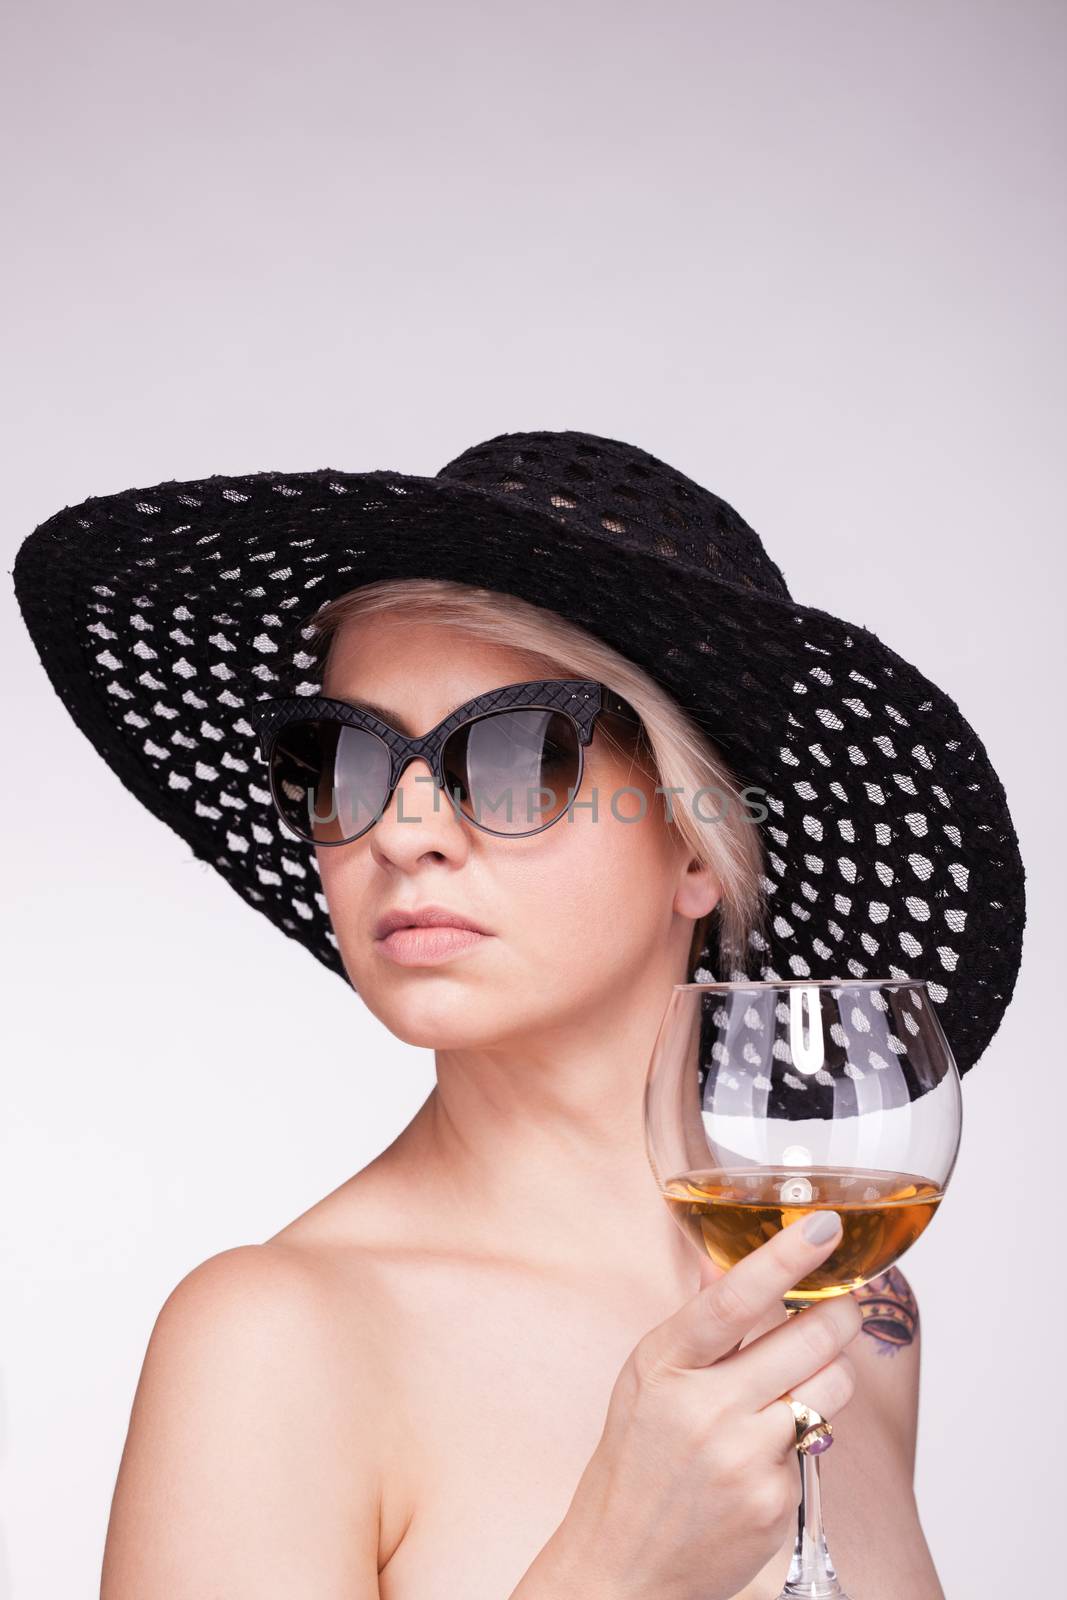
[[532, 1211, 861, 1600]]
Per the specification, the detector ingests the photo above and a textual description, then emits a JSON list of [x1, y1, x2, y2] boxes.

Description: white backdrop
[[2, 3, 1063, 1596]]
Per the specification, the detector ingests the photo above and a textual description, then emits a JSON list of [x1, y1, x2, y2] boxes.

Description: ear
[[673, 854, 721, 922]]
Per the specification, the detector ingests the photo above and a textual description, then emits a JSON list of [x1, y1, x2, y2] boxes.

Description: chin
[[385, 1010, 516, 1052], [359, 981, 518, 1051]]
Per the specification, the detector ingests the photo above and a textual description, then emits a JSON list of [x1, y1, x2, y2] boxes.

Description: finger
[[692, 1249, 787, 1347], [693, 1251, 785, 1349], [692, 1252, 768, 1362], [757, 1351, 857, 1460], [722, 1291, 863, 1411], [695, 1250, 726, 1292], [644, 1210, 844, 1374]]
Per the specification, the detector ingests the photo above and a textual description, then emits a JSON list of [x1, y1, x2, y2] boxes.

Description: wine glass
[[644, 978, 962, 1600]]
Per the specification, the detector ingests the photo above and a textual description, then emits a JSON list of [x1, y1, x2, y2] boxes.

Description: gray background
[[2, 2, 1063, 1595]]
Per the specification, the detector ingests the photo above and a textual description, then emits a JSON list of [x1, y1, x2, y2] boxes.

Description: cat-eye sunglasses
[[253, 678, 643, 844]]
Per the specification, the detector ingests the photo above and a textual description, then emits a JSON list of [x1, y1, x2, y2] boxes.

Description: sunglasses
[[253, 678, 643, 845]]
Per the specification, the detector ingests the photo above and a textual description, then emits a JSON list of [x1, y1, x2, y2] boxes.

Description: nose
[[368, 753, 469, 864]]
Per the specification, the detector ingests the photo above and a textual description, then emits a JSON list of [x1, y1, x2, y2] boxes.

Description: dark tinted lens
[[268, 720, 392, 843], [441, 708, 580, 834]]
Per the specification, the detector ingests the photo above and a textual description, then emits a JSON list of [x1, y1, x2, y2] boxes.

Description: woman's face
[[315, 611, 718, 1049]]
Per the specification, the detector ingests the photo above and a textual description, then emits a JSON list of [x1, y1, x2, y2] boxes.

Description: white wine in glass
[[644, 978, 961, 1599]]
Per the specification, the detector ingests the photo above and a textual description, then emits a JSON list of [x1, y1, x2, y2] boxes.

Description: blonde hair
[[297, 578, 769, 979]]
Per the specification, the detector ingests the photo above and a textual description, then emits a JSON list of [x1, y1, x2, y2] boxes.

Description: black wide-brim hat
[[11, 428, 1026, 1079]]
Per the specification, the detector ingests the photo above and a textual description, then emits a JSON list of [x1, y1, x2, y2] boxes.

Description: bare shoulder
[[101, 1241, 387, 1599], [847, 1264, 923, 1469]]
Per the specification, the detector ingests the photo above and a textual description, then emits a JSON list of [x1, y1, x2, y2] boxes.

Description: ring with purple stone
[[783, 1395, 835, 1455]]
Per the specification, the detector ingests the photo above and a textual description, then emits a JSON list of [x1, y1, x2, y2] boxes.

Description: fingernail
[[802, 1210, 842, 1244]]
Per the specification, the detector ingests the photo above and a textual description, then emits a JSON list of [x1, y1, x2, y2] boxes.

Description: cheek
[[314, 847, 374, 960], [589, 808, 678, 935], [502, 801, 677, 972], [314, 846, 344, 909]]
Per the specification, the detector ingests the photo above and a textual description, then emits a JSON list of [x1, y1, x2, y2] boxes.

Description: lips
[[373, 904, 489, 940]]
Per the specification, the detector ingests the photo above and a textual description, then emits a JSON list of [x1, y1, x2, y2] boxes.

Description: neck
[[392, 963, 699, 1294]]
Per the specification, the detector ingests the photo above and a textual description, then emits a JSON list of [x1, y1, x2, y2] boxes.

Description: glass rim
[[673, 977, 929, 992]]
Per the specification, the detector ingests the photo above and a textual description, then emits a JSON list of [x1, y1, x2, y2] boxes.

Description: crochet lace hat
[[10, 428, 1026, 1079]]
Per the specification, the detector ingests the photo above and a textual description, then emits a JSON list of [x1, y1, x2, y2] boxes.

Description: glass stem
[[778, 1301, 851, 1600]]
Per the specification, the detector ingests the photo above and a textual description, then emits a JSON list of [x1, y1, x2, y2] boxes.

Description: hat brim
[[12, 464, 1027, 1079]]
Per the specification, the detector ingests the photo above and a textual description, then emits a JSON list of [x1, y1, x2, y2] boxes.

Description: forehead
[[320, 612, 561, 736]]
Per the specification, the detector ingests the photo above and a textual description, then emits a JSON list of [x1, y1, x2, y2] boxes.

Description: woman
[[13, 429, 1023, 1598], [96, 580, 939, 1600]]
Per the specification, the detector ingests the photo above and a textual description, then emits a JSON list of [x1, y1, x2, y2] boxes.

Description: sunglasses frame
[[252, 678, 643, 844]]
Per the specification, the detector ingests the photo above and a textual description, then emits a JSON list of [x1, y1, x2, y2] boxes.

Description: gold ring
[[782, 1392, 835, 1455]]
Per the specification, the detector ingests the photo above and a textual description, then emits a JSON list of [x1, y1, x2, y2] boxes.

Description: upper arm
[[848, 1264, 922, 1477], [100, 1243, 382, 1600]]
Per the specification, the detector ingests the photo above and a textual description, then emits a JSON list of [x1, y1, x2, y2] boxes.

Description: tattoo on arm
[[852, 1266, 918, 1354]]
